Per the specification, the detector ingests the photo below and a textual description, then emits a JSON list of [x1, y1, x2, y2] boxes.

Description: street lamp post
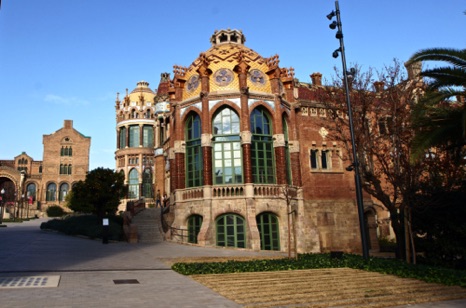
[[0, 188, 5, 225], [327, 0, 369, 260]]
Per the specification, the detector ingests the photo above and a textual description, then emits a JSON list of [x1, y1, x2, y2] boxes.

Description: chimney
[[373, 81, 385, 93], [64, 120, 73, 129], [311, 72, 322, 86], [405, 61, 422, 80]]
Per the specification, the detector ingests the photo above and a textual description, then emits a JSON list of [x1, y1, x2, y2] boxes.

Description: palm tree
[[406, 48, 466, 159]]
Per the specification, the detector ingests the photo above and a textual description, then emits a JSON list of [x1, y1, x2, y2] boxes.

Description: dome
[[128, 80, 156, 103], [182, 29, 272, 100]]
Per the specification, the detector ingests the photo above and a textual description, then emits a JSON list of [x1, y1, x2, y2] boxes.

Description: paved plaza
[[0, 219, 465, 308]]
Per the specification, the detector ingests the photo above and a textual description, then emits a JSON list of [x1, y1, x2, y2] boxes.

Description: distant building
[[115, 29, 391, 253], [0, 120, 90, 217]]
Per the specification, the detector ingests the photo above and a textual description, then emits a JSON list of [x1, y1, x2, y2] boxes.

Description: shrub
[[379, 236, 397, 252], [40, 214, 124, 241], [46, 205, 65, 217]]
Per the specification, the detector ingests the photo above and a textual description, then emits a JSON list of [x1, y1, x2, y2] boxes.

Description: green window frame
[[188, 214, 203, 244], [142, 168, 153, 198], [119, 127, 127, 148], [142, 125, 154, 148], [129, 125, 139, 148], [212, 107, 243, 185], [128, 168, 139, 199], [185, 113, 203, 187], [250, 108, 275, 184], [256, 212, 280, 251], [216, 214, 246, 248]]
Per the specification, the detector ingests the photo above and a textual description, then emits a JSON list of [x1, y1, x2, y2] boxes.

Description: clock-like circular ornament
[[186, 74, 200, 92], [249, 69, 266, 86], [213, 68, 234, 86]]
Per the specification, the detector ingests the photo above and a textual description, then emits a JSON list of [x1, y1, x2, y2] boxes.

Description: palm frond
[[407, 48, 466, 69]]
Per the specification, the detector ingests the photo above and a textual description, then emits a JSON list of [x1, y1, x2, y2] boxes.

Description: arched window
[[185, 113, 203, 187], [142, 168, 153, 198], [212, 107, 242, 185], [256, 212, 280, 251], [188, 214, 203, 244], [216, 213, 246, 248], [26, 183, 36, 201], [142, 125, 154, 148], [119, 127, 127, 149], [69, 147, 72, 156], [46, 183, 57, 201], [59, 183, 69, 201], [128, 168, 139, 199], [129, 125, 140, 147], [145, 109, 152, 119], [250, 107, 275, 184]]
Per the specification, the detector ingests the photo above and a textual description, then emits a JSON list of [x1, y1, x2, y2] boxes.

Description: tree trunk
[[390, 210, 406, 260]]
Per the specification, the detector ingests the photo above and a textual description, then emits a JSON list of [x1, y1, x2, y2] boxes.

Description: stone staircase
[[131, 208, 164, 243]]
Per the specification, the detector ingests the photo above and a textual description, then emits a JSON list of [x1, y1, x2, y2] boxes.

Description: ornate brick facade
[[0, 120, 90, 216], [115, 29, 388, 254]]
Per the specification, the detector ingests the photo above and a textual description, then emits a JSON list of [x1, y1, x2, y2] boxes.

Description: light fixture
[[326, 0, 369, 261]]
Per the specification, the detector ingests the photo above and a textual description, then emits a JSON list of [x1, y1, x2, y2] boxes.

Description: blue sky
[[0, 0, 464, 170]]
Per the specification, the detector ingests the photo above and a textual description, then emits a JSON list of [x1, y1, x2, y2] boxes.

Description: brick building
[[115, 29, 390, 253], [0, 120, 90, 217]]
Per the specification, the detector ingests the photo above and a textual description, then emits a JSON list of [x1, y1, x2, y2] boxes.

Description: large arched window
[[142, 125, 154, 147], [256, 212, 280, 251], [216, 213, 246, 248], [185, 113, 203, 187], [128, 168, 139, 199], [188, 214, 203, 244], [46, 183, 57, 201], [212, 107, 242, 185], [26, 183, 36, 201], [142, 168, 153, 198], [250, 107, 275, 184], [59, 183, 69, 201], [119, 127, 127, 149]]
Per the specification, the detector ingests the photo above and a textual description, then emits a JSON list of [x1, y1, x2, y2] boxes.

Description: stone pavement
[[0, 218, 465, 308]]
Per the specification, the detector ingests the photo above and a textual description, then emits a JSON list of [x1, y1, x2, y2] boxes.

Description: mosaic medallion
[[186, 74, 200, 92], [213, 68, 234, 87], [249, 69, 266, 86]]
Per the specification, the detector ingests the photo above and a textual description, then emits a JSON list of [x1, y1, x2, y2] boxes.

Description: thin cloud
[[44, 94, 90, 106]]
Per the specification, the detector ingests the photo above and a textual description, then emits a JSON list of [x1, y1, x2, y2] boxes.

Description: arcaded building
[[0, 120, 90, 217], [115, 29, 386, 253]]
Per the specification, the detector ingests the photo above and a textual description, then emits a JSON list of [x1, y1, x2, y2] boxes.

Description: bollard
[[102, 218, 109, 244]]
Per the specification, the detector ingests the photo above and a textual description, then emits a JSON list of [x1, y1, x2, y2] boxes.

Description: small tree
[[317, 60, 425, 260], [67, 168, 127, 218]]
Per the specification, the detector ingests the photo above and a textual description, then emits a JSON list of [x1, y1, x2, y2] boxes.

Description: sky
[[0, 0, 464, 170]]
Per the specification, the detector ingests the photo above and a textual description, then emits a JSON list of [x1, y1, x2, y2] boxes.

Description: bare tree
[[280, 184, 298, 259], [317, 60, 427, 260]]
